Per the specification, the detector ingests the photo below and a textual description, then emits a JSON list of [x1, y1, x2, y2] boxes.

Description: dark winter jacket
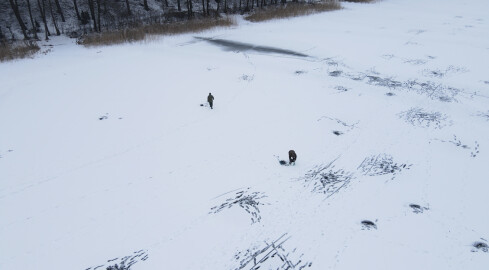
[[207, 94, 214, 103], [289, 150, 297, 163]]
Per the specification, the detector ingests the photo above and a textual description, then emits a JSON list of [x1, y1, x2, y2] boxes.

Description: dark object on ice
[[207, 93, 214, 109], [99, 114, 108, 120], [386, 92, 395, 96], [473, 241, 488, 252], [409, 203, 428, 214], [289, 150, 297, 165], [200, 104, 204, 106], [329, 70, 343, 77], [409, 204, 421, 211], [333, 130, 343, 136], [361, 220, 377, 229], [279, 160, 288, 165]]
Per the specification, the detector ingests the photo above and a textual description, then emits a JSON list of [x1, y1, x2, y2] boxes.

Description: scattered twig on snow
[[398, 107, 451, 129], [357, 154, 411, 181], [85, 250, 148, 270], [233, 233, 312, 270]]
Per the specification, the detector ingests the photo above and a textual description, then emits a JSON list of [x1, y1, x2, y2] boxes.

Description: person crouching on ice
[[289, 150, 297, 165]]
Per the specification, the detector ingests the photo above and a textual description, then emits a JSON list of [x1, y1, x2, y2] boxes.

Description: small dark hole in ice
[[386, 92, 395, 96], [361, 220, 377, 229], [329, 70, 343, 77], [473, 242, 488, 250], [333, 131, 343, 136], [438, 96, 452, 102]]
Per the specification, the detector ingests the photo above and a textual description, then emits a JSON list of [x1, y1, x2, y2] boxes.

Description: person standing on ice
[[288, 150, 297, 165], [207, 93, 215, 109]]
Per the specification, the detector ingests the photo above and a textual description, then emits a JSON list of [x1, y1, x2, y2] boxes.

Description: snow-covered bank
[[1, 0, 488, 269]]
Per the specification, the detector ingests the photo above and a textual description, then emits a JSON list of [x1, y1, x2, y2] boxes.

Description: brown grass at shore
[[341, 0, 377, 3], [80, 17, 236, 47], [245, 1, 342, 22], [0, 41, 40, 62]]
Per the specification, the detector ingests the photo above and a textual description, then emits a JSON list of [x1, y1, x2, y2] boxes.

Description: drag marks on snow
[[299, 161, 354, 199], [476, 110, 489, 121], [381, 54, 433, 66], [317, 116, 358, 135], [85, 249, 148, 270], [357, 154, 412, 180], [432, 135, 480, 157], [0, 149, 14, 160], [333, 85, 349, 93], [398, 107, 451, 129], [210, 188, 268, 224], [240, 74, 255, 82], [232, 233, 312, 270], [326, 64, 463, 102], [403, 58, 427, 65], [421, 66, 468, 78]]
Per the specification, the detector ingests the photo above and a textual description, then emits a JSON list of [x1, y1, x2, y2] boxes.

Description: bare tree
[[26, 0, 39, 39], [96, 0, 101, 32], [125, 0, 132, 15], [143, 0, 149, 11], [48, 0, 61, 35], [0, 26, 4, 42], [73, 0, 81, 20], [37, 0, 50, 40], [54, 0, 65, 22], [87, 0, 98, 31], [216, 0, 220, 15], [8, 0, 29, 39], [202, 0, 205, 15], [177, 0, 181, 11], [6, 25, 16, 40], [186, 0, 193, 18]]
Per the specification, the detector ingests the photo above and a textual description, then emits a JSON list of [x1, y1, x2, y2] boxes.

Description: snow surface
[[1, 0, 489, 269]]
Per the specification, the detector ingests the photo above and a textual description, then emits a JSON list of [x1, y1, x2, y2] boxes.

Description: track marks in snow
[[476, 110, 489, 121], [325, 57, 469, 102], [210, 188, 268, 224], [317, 116, 358, 136], [0, 149, 13, 160], [432, 135, 480, 157], [421, 66, 468, 78]]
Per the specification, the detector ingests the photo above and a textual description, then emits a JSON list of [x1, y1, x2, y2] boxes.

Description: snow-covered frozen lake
[[1, 0, 488, 269]]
